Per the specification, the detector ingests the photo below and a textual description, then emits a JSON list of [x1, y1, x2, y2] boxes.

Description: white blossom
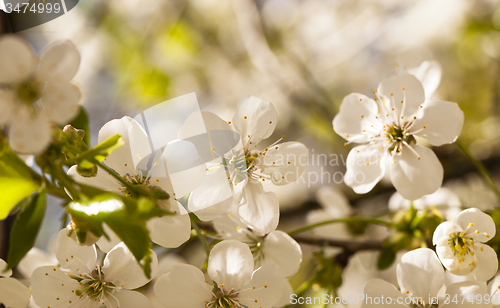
[[154, 240, 283, 308], [0, 36, 81, 154], [333, 73, 464, 200], [31, 229, 157, 308], [0, 258, 31, 308], [433, 208, 498, 280]]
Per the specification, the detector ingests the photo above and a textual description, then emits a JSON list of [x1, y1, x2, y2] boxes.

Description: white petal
[[162, 139, 206, 197], [344, 144, 387, 194], [410, 100, 464, 146], [261, 231, 302, 277], [41, 82, 81, 125], [390, 144, 443, 200], [31, 266, 82, 308], [456, 208, 496, 242], [98, 116, 152, 176], [238, 182, 279, 234], [8, 111, 52, 155], [238, 264, 283, 308], [154, 264, 212, 308], [207, 240, 254, 291], [316, 186, 352, 216], [487, 274, 500, 296], [0, 90, 15, 125], [333, 93, 382, 143], [102, 243, 158, 290], [232, 96, 277, 148], [147, 201, 191, 248], [442, 281, 491, 308], [432, 222, 462, 245], [396, 248, 444, 301], [0, 278, 30, 308], [0, 258, 12, 277], [55, 229, 96, 273], [37, 41, 80, 83], [96, 223, 122, 253], [472, 243, 498, 281], [274, 278, 293, 308], [107, 290, 154, 308], [408, 60, 442, 99], [436, 237, 477, 276], [188, 166, 233, 221], [362, 279, 407, 308], [67, 165, 121, 193], [18, 247, 57, 278], [259, 141, 308, 185], [0, 36, 35, 83], [377, 74, 425, 119], [212, 214, 250, 242]]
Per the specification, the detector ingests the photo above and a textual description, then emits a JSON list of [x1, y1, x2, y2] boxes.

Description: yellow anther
[[475, 230, 479, 234], [471, 251, 475, 256], [486, 234, 490, 238], [470, 240, 474, 245], [460, 232, 464, 237], [469, 223, 474, 227], [366, 162, 369, 166]]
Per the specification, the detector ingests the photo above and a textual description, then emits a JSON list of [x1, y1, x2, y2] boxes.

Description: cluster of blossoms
[[2, 36, 500, 308]]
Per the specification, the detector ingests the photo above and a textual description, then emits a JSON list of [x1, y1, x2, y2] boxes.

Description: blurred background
[[2, 0, 500, 306]]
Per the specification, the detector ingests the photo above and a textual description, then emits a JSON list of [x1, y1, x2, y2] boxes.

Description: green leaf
[[72, 134, 124, 169], [377, 248, 396, 270], [68, 106, 91, 147], [7, 190, 46, 269], [0, 145, 40, 220]]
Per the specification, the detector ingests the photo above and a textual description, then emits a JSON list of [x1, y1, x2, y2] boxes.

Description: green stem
[[456, 139, 500, 203], [51, 166, 81, 199], [94, 161, 138, 196], [189, 213, 210, 257], [288, 217, 396, 237]]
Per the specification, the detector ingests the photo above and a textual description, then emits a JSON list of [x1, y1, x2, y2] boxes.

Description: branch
[[292, 235, 382, 253]]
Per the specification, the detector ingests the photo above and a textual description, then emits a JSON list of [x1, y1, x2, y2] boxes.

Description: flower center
[[206, 286, 240, 308], [387, 124, 416, 151], [75, 268, 113, 300], [225, 149, 258, 184], [16, 78, 41, 106], [448, 232, 472, 257]]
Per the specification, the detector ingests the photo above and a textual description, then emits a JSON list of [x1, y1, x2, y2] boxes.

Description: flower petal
[[8, 111, 52, 155], [31, 266, 82, 308], [147, 201, 191, 248], [0, 36, 35, 83], [410, 100, 464, 146], [37, 41, 80, 83], [456, 208, 496, 243], [432, 221, 462, 246], [316, 186, 352, 216], [102, 243, 158, 290], [238, 182, 279, 234], [377, 74, 425, 119], [396, 248, 444, 301], [436, 236, 477, 276], [441, 281, 491, 308], [0, 278, 30, 308], [98, 116, 152, 176], [333, 93, 381, 143], [55, 229, 96, 273], [188, 165, 233, 221], [238, 264, 284, 308], [408, 60, 442, 99], [42, 82, 81, 125], [212, 214, 250, 242], [0, 258, 12, 277], [274, 278, 293, 308], [390, 144, 443, 201], [362, 279, 407, 308], [232, 96, 277, 148], [344, 144, 387, 194], [472, 243, 498, 281], [68, 165, 121, 193], [259, 141, 308, 185], [107, 290, 154, 308], [207, 240, 254, 291], [154, 264, 212, 308], [96, 223, 122, 253], [261, 231, 302, 277], [18, 247, 57, 278], [0, 90, 15, 125]]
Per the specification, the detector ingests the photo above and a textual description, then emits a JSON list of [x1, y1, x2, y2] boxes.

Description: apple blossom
[[0, 258, 31, 308], [68, 116, 205, 250], [433, 208, 498, 280], [333, 74, 464, 200], [31, 229, 157, 308], [0, 36, 81, 154], [362, 248, 492, 308], [154, 240, 283, 308]]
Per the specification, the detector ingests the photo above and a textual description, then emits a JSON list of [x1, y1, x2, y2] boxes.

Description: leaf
[[7, 190, 46, 269], [0, 145, 40, 220], [377, 248, 396, 270], [72, 134, 124, 169], [68, 106, 91, 147]]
